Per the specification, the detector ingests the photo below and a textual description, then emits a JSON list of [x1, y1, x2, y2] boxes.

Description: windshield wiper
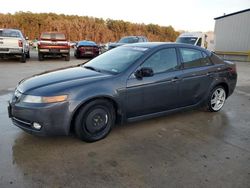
[[84, 66, 101, 72]]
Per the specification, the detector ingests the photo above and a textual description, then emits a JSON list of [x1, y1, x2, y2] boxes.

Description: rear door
[[178, 47, 214, 106]]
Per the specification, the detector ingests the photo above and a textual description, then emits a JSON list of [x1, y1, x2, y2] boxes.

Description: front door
[[125, 48, 181, 118]]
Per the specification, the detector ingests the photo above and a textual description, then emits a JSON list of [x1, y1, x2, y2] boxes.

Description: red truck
[[38, 32, 70, 61]]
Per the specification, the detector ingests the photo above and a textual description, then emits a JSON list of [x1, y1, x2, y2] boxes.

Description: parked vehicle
[[8, 42, 237, 142], [0, 28, 30, 63], [74, 40, 99, 58], [38, 32, 70, 61], [108, 36, 148, 50], [176, 32, 214, 51]]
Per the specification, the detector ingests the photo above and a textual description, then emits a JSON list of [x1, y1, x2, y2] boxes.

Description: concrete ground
[[0, 50, 249, 188]]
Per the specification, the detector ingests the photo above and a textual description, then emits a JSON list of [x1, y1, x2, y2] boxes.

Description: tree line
[[0, 12, 179, 43]]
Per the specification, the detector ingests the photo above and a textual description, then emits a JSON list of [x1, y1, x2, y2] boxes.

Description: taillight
[[79, 47, 85, 51], [18, 40, 23, 47]]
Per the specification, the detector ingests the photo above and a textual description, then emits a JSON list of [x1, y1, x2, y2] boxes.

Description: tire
[[207, 86, 226, 112], [26, 51, 30, 59], [74, 99, 115, 142], [38, 52, 44, 61], [65, 53, 70, 61], [20, 53, 26, 63], [75, 53, 80, 59]]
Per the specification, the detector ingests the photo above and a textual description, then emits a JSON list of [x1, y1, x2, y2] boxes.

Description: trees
[[0, 12, 179, 43]]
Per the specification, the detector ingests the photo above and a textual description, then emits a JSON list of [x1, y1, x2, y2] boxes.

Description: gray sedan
[[8, 42, 237, 142]]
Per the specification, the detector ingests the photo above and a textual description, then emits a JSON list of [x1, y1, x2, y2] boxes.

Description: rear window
[[0, 30, 21, 38], [41, 33, 66, 40], [119, 37, 139, 43]]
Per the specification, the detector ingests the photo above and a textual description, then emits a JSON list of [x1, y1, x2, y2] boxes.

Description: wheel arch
[[69, 96, 122, 134], [213, 82, 229, 98]]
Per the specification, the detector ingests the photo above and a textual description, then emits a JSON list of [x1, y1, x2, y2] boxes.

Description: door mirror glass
[[135, 67, 154, 79]]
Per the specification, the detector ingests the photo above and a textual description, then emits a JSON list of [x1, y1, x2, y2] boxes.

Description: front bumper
[[8, 101, 71, 136]]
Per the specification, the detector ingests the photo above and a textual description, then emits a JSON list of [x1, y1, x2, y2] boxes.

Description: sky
[[0, 0, 249, 32]]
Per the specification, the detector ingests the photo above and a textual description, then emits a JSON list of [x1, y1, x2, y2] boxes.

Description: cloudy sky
[[1, 0, 249, 31]]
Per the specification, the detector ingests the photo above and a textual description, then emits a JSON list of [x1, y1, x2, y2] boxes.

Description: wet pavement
[[0, 55, 250, 188]]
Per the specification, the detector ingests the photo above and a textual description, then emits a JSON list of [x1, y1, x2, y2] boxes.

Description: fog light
[[33, 122, 42, 130]]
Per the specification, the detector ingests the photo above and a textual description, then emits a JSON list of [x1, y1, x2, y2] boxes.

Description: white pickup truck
[[176, 32, 214, 51], [0, 29, 30, 63]]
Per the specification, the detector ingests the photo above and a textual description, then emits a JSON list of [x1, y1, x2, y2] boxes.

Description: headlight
[[22, 95, 68, 103]]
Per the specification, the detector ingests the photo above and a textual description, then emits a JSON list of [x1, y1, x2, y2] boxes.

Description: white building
[[214, 8, 250, 61]]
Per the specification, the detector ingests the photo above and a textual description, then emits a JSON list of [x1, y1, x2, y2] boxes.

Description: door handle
[[171, 77, 179, 82]]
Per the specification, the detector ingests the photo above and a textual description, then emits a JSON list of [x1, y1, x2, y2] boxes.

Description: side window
[[196, 38, 202, 46], [142, 48, 178, 74], [201, 52, 212, 66], [138, 37, 144, 42], [180, 48, 204, 69]]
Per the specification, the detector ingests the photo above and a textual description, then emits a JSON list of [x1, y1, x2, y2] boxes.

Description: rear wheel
[[26, 51, 30, 59], [74, 99, 115, 142], [207, 86, 226, 112], [65, 53, 70, 61], [38, 52, 44, 61], [20, 53, 26, 63], [75, 52, 80, 59]]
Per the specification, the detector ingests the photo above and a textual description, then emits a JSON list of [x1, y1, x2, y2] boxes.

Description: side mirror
[[135, 67, 154, 79]]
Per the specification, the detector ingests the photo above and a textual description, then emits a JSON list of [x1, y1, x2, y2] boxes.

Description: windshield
[[41, 33, 66, 40], [82, 46, 147, 74], [0, 29, 21, 38], [176, 37, 198, 45], [119, 37, 139, 43]]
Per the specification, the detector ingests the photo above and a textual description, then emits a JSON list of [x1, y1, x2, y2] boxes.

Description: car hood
[[17, 66, 110, 94]]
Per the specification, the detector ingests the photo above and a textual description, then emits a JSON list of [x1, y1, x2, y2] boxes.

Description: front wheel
[[74, 99, 115, 142], [207, 86, 226, 112]]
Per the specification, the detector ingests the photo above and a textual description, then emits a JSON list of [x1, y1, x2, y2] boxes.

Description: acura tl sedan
[[8, 43, 237, 142]]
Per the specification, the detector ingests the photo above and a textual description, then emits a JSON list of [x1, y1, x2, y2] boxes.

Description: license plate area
[[85, 51, 93, 54], [50, 49, 60, 53]]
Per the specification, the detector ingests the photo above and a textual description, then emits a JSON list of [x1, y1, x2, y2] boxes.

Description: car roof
[[41, 32, 65, 34], [124, 42, 209, 52], [121, 36, 146, 38], [0, 28, 21, 32]]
